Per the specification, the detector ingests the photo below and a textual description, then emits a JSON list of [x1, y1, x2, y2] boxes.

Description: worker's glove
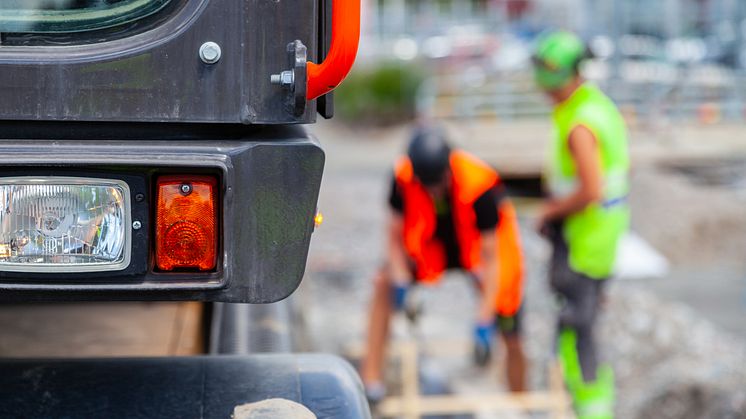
[[391, 282, 424, 324], [473, 322, 494, 367], [391, 282, 409, 312]]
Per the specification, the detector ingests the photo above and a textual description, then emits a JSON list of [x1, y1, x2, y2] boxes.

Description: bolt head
[[280, 71, 294, 86], [180, 184, 193, 195], [132, 221, 142, 230], [199, 42, 222, 64]]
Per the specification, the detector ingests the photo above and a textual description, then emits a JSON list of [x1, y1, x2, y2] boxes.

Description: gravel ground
[[302, 120, 746, 418]]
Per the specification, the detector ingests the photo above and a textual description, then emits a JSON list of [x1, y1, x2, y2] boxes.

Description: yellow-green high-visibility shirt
[[547, 83, 630, 279]]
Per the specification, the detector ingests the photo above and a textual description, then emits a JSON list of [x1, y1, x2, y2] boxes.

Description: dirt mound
[[629, 166, 746, 268]]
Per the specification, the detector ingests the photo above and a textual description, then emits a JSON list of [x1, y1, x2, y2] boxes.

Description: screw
[[132, 221, 142, 230], [199, 42, 222, 64], [135, 193, 145, 202], [180, 184, 192, 195], [270, 70, 294, 86]]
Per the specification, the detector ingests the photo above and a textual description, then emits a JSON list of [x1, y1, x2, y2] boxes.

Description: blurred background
[[1, 1, 745, 418], [342, 0, 746, 124], [303, 0, 746, 417]]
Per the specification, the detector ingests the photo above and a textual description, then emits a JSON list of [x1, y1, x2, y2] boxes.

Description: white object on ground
[[614, 231, 670, 280], [233, 398, 316, 419]]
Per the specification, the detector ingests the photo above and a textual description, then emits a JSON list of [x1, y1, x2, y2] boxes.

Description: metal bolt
[[180, 184, 192, 195], [199, 42, 222, 64], [135, 193, 145, 202], [270, 70, 294, 86], [132, 221, 142, 230]]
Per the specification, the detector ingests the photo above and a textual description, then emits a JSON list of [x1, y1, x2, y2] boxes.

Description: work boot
[[568, 365, 615, 419], [557, 329, 614, 419], [364, 381, 386, 406]]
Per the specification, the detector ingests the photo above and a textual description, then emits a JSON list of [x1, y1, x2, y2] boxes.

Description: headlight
[[0, 177, 131, 273]]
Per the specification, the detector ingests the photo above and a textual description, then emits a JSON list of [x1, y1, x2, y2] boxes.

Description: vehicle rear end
[[0, 0, 367, 417]]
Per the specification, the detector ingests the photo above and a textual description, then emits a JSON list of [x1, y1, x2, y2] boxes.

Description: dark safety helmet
[[407, 126, 452, 186]]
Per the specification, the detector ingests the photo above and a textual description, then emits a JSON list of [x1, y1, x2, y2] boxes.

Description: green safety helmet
[[532, 31, 586, 90]]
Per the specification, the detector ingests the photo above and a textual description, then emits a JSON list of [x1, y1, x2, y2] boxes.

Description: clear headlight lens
[[0, 177, 131, 273]]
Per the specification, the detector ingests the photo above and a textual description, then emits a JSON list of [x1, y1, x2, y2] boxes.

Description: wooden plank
[[550, 361, 574, 419], [399, 340, 420, 419], [348, 337, 573, 417], [0, 302, 204, 357], [377, 392, 571, 416], [169, 301, 204, 356], [345, 338, 474, 359]]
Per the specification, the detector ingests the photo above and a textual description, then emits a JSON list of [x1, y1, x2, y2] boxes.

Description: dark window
[[0, 0, 171, 33]]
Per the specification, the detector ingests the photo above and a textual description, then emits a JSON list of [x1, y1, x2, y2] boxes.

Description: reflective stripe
[[549, 170, 628, 200], [602, 169, 628, 199], [576, 403, 614, 419], [548, 176, 577, 198]]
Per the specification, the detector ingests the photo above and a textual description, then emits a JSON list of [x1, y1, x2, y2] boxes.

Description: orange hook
[[307, 0, 361, 101]]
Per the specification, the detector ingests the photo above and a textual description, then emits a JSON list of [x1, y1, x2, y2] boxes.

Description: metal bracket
[[270, 40, 308, 117]]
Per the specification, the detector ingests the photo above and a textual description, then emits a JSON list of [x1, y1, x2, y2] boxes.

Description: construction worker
[[532, 30, 630, 419], [360, 126, 526, 402]]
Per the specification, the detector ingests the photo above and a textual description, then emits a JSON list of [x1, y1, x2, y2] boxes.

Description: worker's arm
[[539, 125, 603, 224], [386, 211, 412, 284], [477, 230, 498, 323], [473, 229, 498, 366]]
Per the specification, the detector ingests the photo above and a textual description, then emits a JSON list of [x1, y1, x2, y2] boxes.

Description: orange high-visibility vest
[[394, 151, 524, 316]]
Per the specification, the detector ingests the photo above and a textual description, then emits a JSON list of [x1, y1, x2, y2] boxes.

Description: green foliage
[[335, 61, 426, 126]]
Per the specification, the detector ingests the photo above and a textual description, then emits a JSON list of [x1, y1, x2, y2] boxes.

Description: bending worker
[[360, 127, 526, 401], [533, 31, 629, 419]]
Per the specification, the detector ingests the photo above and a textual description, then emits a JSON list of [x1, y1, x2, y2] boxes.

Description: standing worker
[[532, 31, 629, 419], [360, 127, 527, 402]]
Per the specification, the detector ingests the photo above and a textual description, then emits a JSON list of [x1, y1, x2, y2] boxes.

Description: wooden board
[[0, 302, 204, 357], [346, 338, 575, 418]]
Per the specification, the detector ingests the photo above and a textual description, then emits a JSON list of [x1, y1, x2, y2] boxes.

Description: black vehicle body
[[0, 0, 367, 417], [0, 0, 329, 124]]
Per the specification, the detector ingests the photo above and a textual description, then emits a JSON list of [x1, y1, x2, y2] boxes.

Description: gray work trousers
[[548, 223, 607, 382]]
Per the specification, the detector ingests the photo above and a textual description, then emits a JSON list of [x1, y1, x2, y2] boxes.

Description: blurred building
[[367, 0, 530, 40], [356, 0, 746, 122], [366, 0, 745, 49]]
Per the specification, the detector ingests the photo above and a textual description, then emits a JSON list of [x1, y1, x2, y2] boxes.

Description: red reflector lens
[[156, 176, 218, 271]]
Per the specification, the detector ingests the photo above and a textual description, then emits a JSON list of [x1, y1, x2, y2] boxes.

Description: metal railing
[[417, 62, 746, 125]]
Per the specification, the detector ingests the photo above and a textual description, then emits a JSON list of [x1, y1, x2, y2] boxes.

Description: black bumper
[[0, 124, 324, 303], [0, 354, 370, 419]]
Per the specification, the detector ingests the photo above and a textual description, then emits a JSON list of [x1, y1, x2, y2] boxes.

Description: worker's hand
[[535, 203, 558, 237], [535, 205, 551, 236], [473, 322, 494, 367]]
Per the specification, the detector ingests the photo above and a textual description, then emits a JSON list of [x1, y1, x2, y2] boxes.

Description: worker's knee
[[559, 299, 596, 331], [502, 333, 524, 354], [554, 273, 601, 330], [372, 267, 407, 312], [372, 267, 393, 289]]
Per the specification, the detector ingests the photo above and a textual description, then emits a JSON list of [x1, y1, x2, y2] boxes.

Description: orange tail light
[[155, 175, 218, 271]]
